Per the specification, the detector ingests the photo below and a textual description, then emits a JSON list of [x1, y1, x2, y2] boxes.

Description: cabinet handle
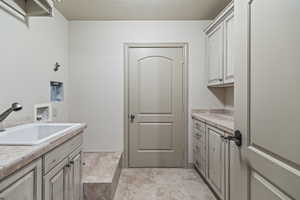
[[224, 130, 242, 147], [219, 78, 223, 81], [66, 164, 71, 168], [195, 123, 202, 129], [70, 161, 74, 165]]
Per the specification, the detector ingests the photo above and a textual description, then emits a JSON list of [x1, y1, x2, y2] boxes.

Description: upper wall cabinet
[[207, 23, 224, 86], [205, 2, 234, 87], [0, 0, 53, 17]]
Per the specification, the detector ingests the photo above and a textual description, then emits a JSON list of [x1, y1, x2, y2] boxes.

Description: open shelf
[[0, 0, 53, 17]]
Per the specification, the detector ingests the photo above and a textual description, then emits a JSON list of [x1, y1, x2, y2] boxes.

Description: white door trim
[[123, 43, 189, 168]]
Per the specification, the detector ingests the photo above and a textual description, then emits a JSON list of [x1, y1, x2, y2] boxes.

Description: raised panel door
[[224, 12, 235, 84], [207, 126, 225, 199], [0, 160, 42, 200], [207, 24, 224, 86], [129, 47, 185, 167], [235, 0, 300, 199], [44, 158, 69, 200]]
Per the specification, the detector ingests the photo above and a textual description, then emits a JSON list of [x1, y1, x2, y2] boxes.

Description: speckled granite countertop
[[0, 123, 87, 181], [192, 109, 234, 134]]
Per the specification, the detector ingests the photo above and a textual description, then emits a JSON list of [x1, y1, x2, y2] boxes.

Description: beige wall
[[0, 13, 233, 162], [0, 8, 69, 126], [69, 21, 227, 161]]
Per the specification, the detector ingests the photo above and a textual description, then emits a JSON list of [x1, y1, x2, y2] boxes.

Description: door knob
[[224, 130, 242, 147], [129, 114, 135, 122]]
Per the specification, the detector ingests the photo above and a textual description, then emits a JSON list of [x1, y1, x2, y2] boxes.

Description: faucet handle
[[11, 103, 22, 111], [0, 102, 23, 132]]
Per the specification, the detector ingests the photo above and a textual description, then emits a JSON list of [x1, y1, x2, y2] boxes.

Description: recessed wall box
[[34, 103, 52, 122], [50, 81, 64, 102]]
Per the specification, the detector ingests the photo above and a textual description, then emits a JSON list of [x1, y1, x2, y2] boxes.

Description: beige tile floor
[[114, 168, 217, 200]]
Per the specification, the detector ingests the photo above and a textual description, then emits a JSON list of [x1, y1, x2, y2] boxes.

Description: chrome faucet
[[0, 103, 23, 132]]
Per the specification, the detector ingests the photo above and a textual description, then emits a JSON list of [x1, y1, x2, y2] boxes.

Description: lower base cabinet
[[44, 147, 82, 200], [43, 134, 83, 200], [0, 159, 42, 200], [193, 119, 233, 200], [0, 133, 83, 200]]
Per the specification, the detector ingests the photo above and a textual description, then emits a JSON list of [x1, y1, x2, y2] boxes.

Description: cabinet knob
[[129, 114, 135, 122], [66, 164, 71, 168], [70, 161, 74, 165]]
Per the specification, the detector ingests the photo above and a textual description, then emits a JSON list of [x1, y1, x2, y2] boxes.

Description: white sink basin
[[0, 123, 82, 146]]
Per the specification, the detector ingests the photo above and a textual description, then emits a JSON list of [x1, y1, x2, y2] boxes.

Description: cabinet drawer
[[193, 120, 205, 131], [43, 133, 83, 175]]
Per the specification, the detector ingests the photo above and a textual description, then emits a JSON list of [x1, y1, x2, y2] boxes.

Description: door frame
[[123, 43, 189, 168]]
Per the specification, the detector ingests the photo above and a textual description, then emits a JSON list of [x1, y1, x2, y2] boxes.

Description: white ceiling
[[55, 0, 231, 21]]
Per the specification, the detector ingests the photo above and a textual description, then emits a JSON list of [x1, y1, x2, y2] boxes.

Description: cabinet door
[[69, 152, 82, 200], [207, 126, 225, 199], [0, 159, 42, 200], [224, 12, 235, 84], [44, 158, 69, 200], [207, 24, 224, 86]]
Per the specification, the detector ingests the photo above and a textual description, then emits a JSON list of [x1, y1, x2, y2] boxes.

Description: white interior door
[[235, 0, 300, 200], [128, 45, 185, 167]]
